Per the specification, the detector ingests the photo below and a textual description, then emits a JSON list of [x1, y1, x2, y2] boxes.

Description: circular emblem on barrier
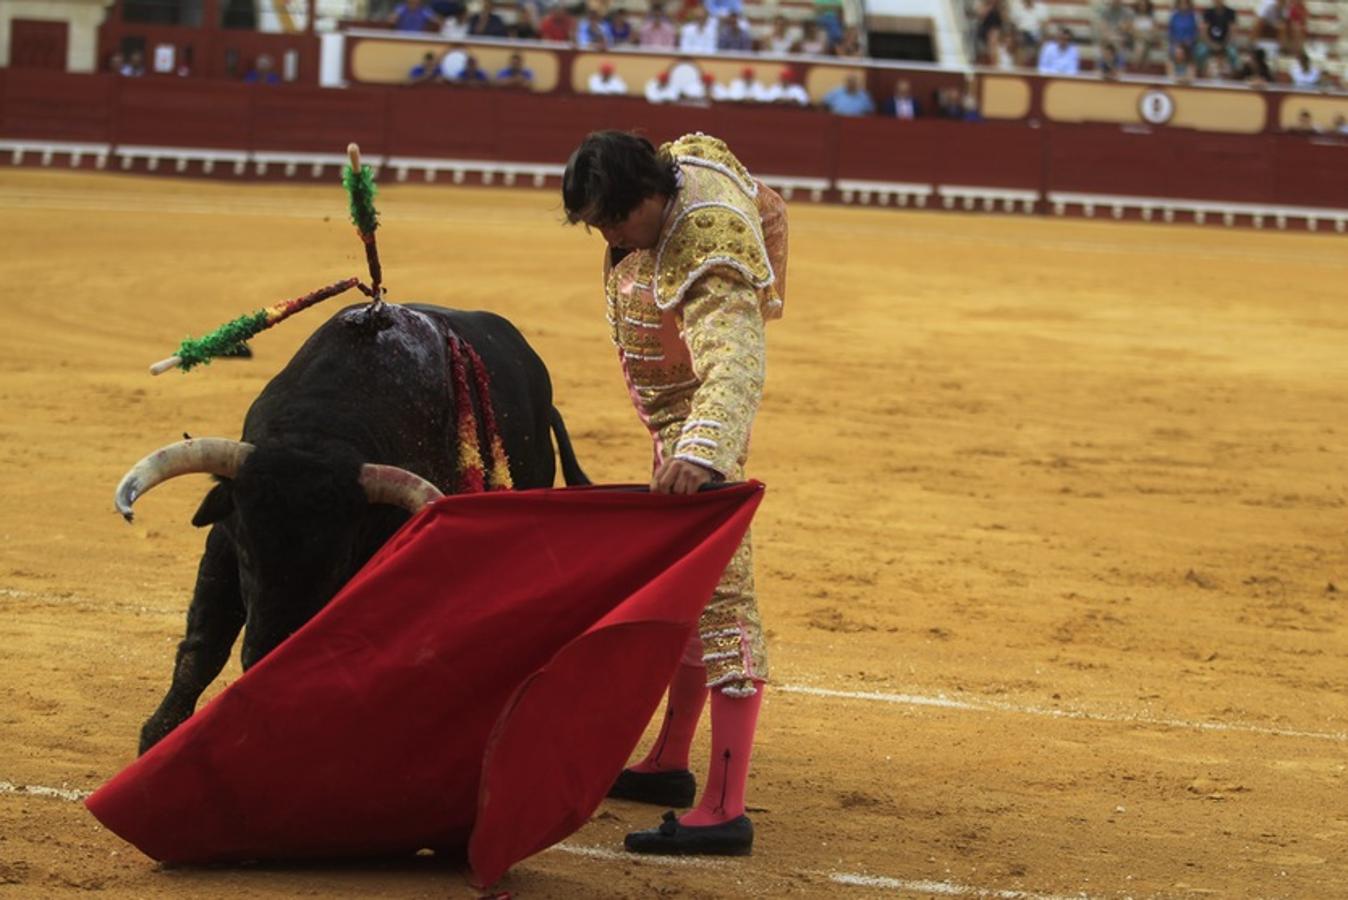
[[1139, 90, 1175, 125]]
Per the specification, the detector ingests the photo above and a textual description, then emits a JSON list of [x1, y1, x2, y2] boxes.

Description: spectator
[[960, 88, 983, 121], [1128, 0, 1161, 69], [119, 50, 146, 77], [984, 26, 1015, 67], [638, 3, 677, 47], [1289, 108, 1317, 132], [797, 20, 829, 55], [765, 16, 801, 54], [440, 7, 469, 37], [388, 0, 441, 31], [1252, 0, 1285, 52], [496, 51, 533, 87], [1168, 40, 1195, 81], [679, 7, 718, 53], [455, 54, 489, 85], [934, 85, 964, 118], [706, 0, 743, 19], [1288, 49, 1321, 88], [408, 51, 441, 82], [712, 67, 755, 101], [1037, 27, 1080, 74], [577, 7, 614, 47], [834, 25, 864, 58], [1167, 0, 1200, 73], [822, 73, 874, 116], [879, 78, 921, 119], [243, 53, 280, 84], [466, 0, 508, 36], [717, 15, 754, 52], [538, 5, 573, 41], [588, 62, 629, 94], [645, 70, 675, 103], [814, 0, 844, 44], [1197, 0, 1238, 77], [1284, 0, 1308, 52], [608, 7, 636, 45], [756, 66, 810, 105], [1099, 41, 1125, 77], [1008, 0, 1049, 65], [974, 0, 1005, 57], [1233, 45, 1272, 83], [1333, 113, 1348, 135], [510, 1, 539, 38], [1096, 0, 1130, 50], [107, 51, 126, 74]]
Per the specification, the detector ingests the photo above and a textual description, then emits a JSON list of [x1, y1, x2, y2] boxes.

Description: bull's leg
[[138, 526, 244, 755]]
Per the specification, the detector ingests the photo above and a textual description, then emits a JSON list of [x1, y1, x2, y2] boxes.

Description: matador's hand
[[651, 459, 715, 495]]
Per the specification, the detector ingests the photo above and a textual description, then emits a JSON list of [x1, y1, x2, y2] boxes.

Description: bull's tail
[[549, 407, 591, 486]]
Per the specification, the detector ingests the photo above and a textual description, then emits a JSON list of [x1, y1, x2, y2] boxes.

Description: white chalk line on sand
[[827, 872, 1095, 899], [5, 581, 1343, 743], [778, 684, 1348, 744], [549, 842, 724, 869], [551, 845, 1101, 899], [0, 781, 92, 802]]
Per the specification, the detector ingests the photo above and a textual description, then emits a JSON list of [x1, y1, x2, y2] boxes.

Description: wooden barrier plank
[[0, 70, 113, 143], [834, 116, 939, 183], [1272, 136, 1348, 208], [114, 79, 253, 150], [385, 87, 499, 159], [252, 86, 388, 154]]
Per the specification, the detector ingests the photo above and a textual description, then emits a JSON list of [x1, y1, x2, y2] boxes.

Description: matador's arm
[[671, 272, 766, 477]]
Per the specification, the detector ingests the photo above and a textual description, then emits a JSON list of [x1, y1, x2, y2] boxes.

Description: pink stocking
[[630, 660, 708, 773], [680, 683, 763, 826]]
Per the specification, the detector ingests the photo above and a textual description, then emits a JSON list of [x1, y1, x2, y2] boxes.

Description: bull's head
[[115, 438, 442, 667]]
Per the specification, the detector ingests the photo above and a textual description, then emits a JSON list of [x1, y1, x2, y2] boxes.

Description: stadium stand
[[964, 0, 1343, 82]]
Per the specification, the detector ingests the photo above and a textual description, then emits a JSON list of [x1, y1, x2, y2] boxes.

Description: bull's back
[[242, 303, 556, 489]]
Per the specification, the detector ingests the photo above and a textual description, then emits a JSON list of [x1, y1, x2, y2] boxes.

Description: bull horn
[[115, 438, 255, 522], [358, 464, 443, 513]]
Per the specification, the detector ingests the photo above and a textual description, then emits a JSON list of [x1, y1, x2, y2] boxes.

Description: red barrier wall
[[2, 71, 1346, 213]]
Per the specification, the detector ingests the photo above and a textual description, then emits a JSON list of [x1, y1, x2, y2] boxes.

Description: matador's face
[[592, 194, 668, 251]]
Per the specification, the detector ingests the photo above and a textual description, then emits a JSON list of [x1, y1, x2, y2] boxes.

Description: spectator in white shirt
[[589, 62, 629, 94], [754, 66, 810, 105], [1037, 27, 1081, 74], [645, 71, 676, 103], [679, 6, 719, 53], [1009, 0, 1049, 63], [440, 8, 469, 39], [1288, 49, 1321, 88], [713, 67, 759, 102], [765, 16, 801, 54]]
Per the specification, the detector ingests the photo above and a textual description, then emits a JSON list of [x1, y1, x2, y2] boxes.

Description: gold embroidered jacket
[[604, 133, 788, 477]]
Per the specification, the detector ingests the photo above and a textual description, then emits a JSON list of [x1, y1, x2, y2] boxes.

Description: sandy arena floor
[[0, 170, 1345, 899]]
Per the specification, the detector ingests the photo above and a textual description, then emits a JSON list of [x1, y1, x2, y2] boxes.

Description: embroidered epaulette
[[652, 203, 774, 311], [663, 133, 758, 201]]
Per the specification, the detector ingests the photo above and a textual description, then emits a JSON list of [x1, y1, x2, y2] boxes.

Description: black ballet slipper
[[623, 810, 753, 856], [607, 768, 696, 808]]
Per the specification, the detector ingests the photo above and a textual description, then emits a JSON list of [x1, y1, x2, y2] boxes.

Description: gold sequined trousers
[[658, 424, 769, 697]]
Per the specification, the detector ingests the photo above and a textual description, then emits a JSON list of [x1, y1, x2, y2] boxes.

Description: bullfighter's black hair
[[562, 130, 679, 228]]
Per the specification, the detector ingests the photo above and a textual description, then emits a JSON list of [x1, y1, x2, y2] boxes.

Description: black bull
[[118, 303, 588, 754]]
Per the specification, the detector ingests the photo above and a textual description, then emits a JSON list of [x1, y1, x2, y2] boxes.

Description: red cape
[[86, 483, 763, 887]]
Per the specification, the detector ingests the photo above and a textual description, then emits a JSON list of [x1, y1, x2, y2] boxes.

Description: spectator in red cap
[[714, 66, 758, 101], [645, 68, 676, 103], [589, 61, 630, 94], [757, 66, 809, 105]]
